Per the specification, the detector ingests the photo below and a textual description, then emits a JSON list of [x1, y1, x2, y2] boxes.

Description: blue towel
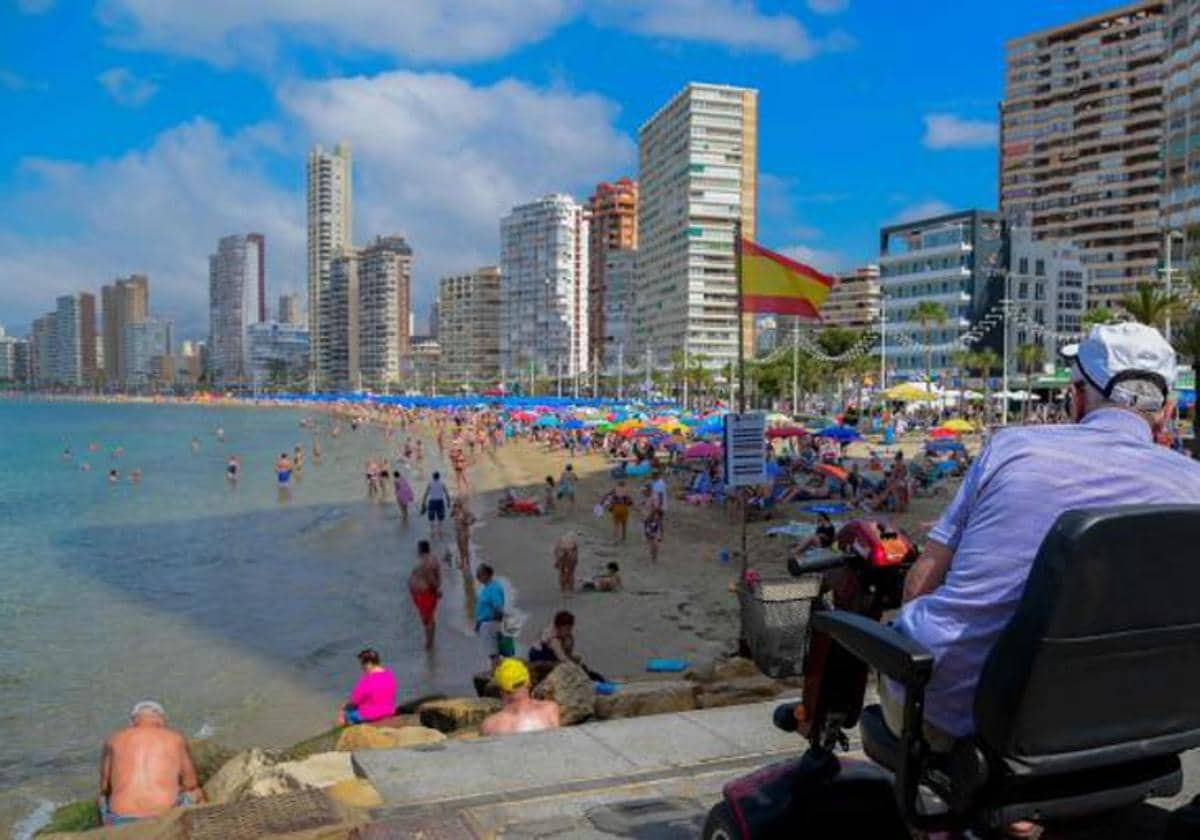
[[646, 658, 689, 673]]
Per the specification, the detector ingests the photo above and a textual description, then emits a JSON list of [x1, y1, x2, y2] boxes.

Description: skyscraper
[[635, 83, 758, 370], [54, 292, 97, 387], [1001, 2, 1166, 310], [587, 178, 638, 370], [100, 274, 149, 387], [1165, 1, 1200, 258], [209, 233, 266, 384], [500, 194, 590, 380], [438, 266, 502, 388], [277, 293, 301, 326], [31, 312, 57, 386], [307, 142, 353, 377], [323, 236, 413, 390]]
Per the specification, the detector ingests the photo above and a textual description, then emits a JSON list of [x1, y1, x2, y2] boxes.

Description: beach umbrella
[[928, 427, 959, 439], [814, 463, 850, 482], [941, 418, 976, 433], [562, 418, 585, 430], [766, 426, 807, 439], [815, 425, 862, 442], [535, 414, 561, 428], [882, 383, 936, 402], [684, 442, 723, 459], [510, 410, 537, 423]]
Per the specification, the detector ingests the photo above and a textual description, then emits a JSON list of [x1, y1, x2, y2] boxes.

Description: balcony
[[877, 240, 972, 265]]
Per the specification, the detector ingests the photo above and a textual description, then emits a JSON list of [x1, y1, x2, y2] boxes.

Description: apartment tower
[[100, 274, 149, 387], [53, 292, 97, 387], [277, 293, 301, 326], [208, 233, 266, 385], [635, 83, 758, 370], [307, 142, 353, 378], [499, 195, 590, 380], [438, 266, 502, 388], [587, 178, 638, 370], [1001, 2, 1166, 310]]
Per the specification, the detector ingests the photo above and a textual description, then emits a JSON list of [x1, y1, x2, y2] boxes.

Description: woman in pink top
[[337, 649, 397, 725]]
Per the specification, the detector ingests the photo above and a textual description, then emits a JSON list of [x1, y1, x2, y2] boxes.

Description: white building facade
[[248, 322, 310, 387], [307, 142, 353, 378], [357, 236, 413, 390], [123, 318, 172, 388], [208, 233, 265, 384], [499, 195, 589, 379], [634, 82, 759, 369], [1007, 228, 1087, 366]]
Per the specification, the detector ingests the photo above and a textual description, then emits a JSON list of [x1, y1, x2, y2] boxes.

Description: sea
[[0, 399, 482, 837]]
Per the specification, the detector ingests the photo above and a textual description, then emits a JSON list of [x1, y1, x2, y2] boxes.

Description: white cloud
[[921, 113, 997, 150], [97, 67, 160, 107], [779, 244, 846, 273], [0, 68, 48, 92], [0, 73, 633, 337], [16, 0, 55, 13], [0, 120, 303, 338], [889, 199, 954, 225], [806, 0, 848, 14], [97, 0, 851, 65]]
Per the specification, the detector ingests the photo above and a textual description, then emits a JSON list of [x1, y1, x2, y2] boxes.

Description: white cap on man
[[1060, 322, 1176, 411], [130, 700, 166, 720]]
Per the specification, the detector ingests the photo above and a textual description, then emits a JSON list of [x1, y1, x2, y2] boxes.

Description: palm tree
[[1081, 307, 1118, 329], [1120, 283, 1183, 328], [1017, 343, 1044, 424], [912, 301, 948, 394], [1174, 317, 1200, 459]]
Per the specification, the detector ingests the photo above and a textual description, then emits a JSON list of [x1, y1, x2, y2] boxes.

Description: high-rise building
[[101, 274, 149, 387], [357, 236, 413, 390], [500, 194, 590, 379], [248, 322, 311, 387], [323, 236, 413, 390], [428, 300, 439, 340], [596, 250, 636, 369], [208, 233, 265, 384], [123, 319, 173, 388], [54, 292, 97, 387], [1165, 1, 1200, 257], [307, 142, 353, 377], [0, 327, 29, 383], [409, 336, 441, 392], [31, 313, 56, 386], [1006, 228, 1088, 367], [277, 293, 301, 326], [878, 210, 1007, 379], [438, 266, 502, 388], [12, 336, 31, 385], [635, 82, 758, 369], [1001, 2, 1166, 310], [822, 266, 882, 329], [587, 178, 638, 369]]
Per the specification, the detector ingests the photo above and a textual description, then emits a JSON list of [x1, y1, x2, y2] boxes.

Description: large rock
[[686, 656, 761, 684], [327, 778, 384, 809], [203, 748, 294, 804], [696, 675, 783, 709], [593, 681, 698, 720], [335, 724, 446, 751], [275, 751, 356, 788], [396, 693, 446, 714], [364, 713, 421, 730], [279, 726, 343, 762], [419, 698, 501, 733], [532, 662, 595, 725], [187, 739, 238, 785]]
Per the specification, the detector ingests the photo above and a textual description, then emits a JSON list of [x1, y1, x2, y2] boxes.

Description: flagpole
[[735, 217, 748, 579]]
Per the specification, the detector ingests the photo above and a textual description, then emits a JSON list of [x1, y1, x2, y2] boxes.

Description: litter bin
[[737, 575, 823, 678]]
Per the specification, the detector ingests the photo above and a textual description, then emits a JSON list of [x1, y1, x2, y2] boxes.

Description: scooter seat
[[860, 704, 902, 771]]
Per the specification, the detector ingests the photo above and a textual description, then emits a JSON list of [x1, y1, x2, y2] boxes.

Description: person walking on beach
[[650, 472, 668, 533], [643, 489, 664, 563], [603, 481, 634, 544], [98, 701, 205, 826], [480, 659, 560, 736], [392, 468, 414, 523], [408, 540, 442, 650], [452, 498, 476, 569], [475, 563, 506, 667], [337, 649, 398, 726], [422, 471, 451, 539], [553, 532, 579, 596], [557, 464, 577, 509]]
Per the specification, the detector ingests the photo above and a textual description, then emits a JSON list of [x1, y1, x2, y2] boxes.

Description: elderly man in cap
[[480, 659, 560, 736], [98, 701, 204, 825], [881, 323, 1200, 836]]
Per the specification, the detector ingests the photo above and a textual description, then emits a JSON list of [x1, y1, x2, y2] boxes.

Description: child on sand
[[602, 482, 634, 543], [583, 562, 622, 592]]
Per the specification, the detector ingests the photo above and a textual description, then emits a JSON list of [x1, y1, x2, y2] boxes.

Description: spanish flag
[[740, 239, 835, 318]]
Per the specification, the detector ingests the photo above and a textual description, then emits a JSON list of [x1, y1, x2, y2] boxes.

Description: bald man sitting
[[98, 701, 204, 825]]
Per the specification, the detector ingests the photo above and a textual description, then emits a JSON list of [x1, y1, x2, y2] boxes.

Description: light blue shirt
[[475, 580, 505, 628], [894, 408, 1200, 737]]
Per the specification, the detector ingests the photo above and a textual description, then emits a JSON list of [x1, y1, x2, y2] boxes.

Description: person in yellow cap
[[479, 659, 560, 736]]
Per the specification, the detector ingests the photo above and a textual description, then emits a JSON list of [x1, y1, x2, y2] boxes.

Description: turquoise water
[[0, 400, 480, 835]]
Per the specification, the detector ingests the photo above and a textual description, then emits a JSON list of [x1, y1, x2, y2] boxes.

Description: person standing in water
[[421, 471, 450, 539], [275, 453, 292, 486], [408, 540, 442, 650], [452, 498, 476, 569], [190, 437, 200, 454], [393, 468, 414, 523], [293, 445, 304, 474], [226, 455, 240, 483]]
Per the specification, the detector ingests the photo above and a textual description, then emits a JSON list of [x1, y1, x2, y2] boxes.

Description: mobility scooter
[[706, 505, 1200, 838]]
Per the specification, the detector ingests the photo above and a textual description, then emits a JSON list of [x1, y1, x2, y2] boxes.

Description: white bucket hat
[[1060, 322, 1176, 410]]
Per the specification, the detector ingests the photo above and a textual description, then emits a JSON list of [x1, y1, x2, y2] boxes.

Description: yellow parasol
[[882, 383, 936, 402], [941, 418, 975, 433]]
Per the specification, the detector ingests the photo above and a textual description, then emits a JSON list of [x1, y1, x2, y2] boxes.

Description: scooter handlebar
[[789, 554, 851, 577]]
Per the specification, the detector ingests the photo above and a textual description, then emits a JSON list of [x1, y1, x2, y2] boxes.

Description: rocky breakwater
[[36, 657, 787, 836]]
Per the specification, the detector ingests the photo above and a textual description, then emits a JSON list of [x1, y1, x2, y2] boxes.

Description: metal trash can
[[737, 575, 823, 678]]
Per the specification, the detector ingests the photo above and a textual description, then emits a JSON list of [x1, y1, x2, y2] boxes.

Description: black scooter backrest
[[975, 505, 1200, 776]]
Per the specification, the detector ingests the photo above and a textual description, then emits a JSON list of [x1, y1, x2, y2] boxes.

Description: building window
[[1034, 259, 1045, 277], [1018, 257, 1029, 273]]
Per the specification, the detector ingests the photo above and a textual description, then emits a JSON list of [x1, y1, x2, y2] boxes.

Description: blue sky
[[0, 0, 1125, 339]]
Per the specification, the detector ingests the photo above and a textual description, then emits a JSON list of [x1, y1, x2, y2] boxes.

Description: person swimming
[[108, 469, 119, 483], [190, 438, 200, 454], [226, 456, 240, 481], [129, 469, 142, 484], [275, 453, 292, 485]]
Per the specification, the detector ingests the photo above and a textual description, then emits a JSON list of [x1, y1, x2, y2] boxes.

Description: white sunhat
[[130, 700, 166, 720], [1060, 322, 1176, 411]]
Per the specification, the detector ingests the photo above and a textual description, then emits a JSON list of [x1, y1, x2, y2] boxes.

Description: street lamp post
[[1164, 229, 1184, 344]]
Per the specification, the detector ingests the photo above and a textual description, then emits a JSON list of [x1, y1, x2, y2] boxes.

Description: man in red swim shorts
[[408, 539, 442, 650]]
